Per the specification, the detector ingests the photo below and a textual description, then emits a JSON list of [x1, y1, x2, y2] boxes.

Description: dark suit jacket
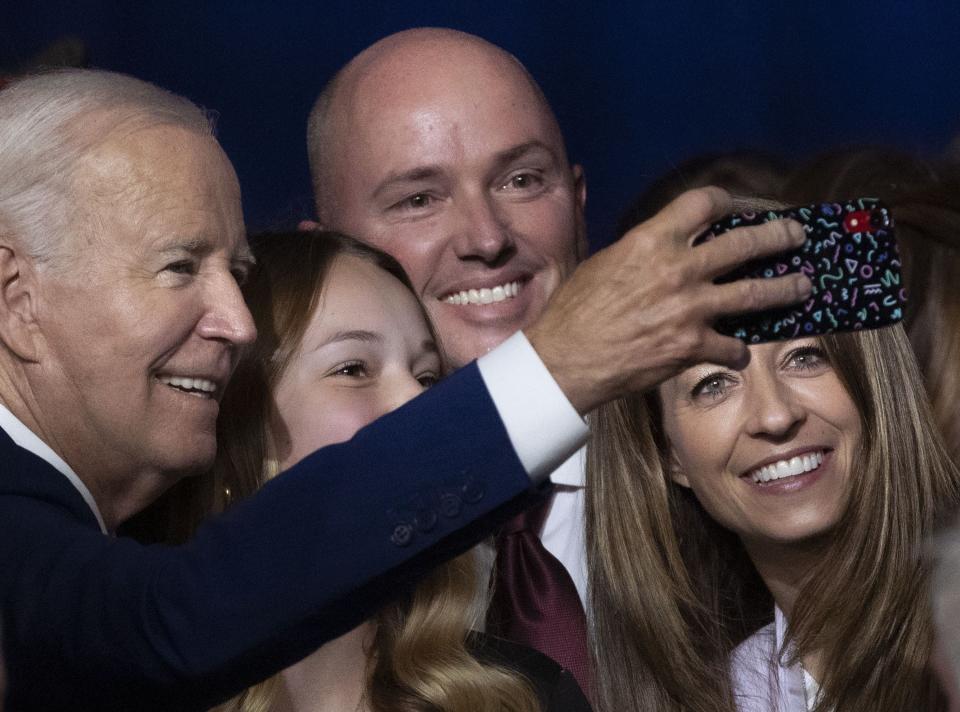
[[0, 362, 547, 711]]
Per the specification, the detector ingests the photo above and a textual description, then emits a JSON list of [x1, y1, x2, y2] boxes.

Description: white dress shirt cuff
[[476, 331, 588, 483]]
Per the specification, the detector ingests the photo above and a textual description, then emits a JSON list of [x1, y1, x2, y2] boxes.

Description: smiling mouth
[[156, 375, 218, 399], [748, 450, 825, 485], [441, 280, 522, 306]]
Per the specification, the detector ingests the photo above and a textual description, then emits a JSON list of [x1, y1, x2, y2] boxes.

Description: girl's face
[[658, 337, 862, 550], [272, 255, 441, 468]]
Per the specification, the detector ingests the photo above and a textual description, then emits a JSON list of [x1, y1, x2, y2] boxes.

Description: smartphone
[[692, 198, 907, 343]]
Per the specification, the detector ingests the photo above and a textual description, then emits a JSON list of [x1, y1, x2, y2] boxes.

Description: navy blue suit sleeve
[[0, 362, 546, 711]]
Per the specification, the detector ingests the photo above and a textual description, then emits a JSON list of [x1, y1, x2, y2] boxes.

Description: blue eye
[[786, 346, 827, 372], [691, 373, 733, 400]]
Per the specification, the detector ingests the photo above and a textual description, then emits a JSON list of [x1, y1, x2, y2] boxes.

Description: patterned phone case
[[692, 198, 907, 343]]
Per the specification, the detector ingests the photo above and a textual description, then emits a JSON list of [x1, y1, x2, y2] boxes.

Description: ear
[[571, 164, 589, 260], [667, 449, 691, 489], [297, 219, 322, 232], [0, 244, 41, 362]]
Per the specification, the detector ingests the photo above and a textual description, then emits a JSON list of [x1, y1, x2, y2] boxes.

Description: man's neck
[[0, 369, 156, 531]]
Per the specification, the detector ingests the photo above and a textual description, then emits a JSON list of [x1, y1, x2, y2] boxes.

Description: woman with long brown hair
[[587, 315, 960, 707], [207, 230, 590, 712]]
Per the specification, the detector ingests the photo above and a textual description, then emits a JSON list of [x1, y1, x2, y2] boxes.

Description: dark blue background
[[3, 1, 959, 250]]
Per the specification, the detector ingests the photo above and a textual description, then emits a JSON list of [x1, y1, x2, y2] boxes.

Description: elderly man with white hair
[[0, 69, 808, 711]]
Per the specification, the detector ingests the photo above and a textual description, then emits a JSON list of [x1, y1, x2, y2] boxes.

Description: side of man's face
[[32, 124, 256, 504], [318, 53, 586, 367]]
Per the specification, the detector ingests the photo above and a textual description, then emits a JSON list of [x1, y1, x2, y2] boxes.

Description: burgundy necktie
[[487, 493, 592, 697]]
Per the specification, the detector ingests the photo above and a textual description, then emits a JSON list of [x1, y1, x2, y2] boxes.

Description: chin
[[154, 437, 217, 480], [443, 331, 514, 368]]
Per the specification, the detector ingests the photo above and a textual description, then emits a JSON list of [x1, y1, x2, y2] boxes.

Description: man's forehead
[[333, 68, 563, 180], [68, 124, 243, 249], [336, 35, 559, 141]]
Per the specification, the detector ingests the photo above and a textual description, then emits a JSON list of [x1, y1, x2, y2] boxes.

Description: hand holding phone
[[693, 198, 906, 343]]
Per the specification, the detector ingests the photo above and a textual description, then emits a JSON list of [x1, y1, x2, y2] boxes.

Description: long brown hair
[[783, 148, 960, 464], [587, 325, 960, 711], [211, 230, 540, 712]]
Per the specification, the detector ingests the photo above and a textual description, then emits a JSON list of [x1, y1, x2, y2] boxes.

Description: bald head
[[308, 28, 568, 222], [306, 28, 586, 367]]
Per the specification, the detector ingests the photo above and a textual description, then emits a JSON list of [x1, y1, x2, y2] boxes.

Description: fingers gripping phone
[[693, 198, 907, 343]]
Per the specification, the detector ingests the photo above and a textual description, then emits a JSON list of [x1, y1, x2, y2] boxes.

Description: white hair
[[0, 68, 213, 269]]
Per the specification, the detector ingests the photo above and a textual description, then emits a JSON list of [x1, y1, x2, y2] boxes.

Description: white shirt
[[478, 333, 589, 606], [0, 331, 587, 540], [730, 606, 822, 712], [541, 447, 587, 605], [0, 401, 108, 533]]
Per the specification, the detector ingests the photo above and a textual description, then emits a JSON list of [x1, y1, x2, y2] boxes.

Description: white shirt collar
[[774, 605, 821, 711], [0, 401, 108, 534], [549, 445, 586, 487]]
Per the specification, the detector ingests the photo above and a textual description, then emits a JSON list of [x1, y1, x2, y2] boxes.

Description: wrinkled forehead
[[68, 123, 244, 251]]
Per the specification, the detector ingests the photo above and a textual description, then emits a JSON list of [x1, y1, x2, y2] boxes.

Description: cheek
[[508, 196, 579, 269], [365, 224, 444, 290], [663, 408, 741, 496], [281, 390, 382, 462]]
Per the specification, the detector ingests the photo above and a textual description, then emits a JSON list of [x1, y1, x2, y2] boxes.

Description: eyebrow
[[372, 166, 444, 200], [233, 243, 256, 267], [308, 331, 439, 359], [157, 236, 211, 255], [156, 236, 256, 266], [323, 329, 383, 345], [491, 140, 559, 169]]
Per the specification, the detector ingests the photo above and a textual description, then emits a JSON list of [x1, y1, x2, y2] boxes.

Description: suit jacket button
[[461, 477, 484, 503], [439, 493, 462, 518], [390, 523, 413, 546], [413, 508, 437, 532]]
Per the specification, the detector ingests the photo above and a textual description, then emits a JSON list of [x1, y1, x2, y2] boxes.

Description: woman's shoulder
[[468, 632, 593, 712]]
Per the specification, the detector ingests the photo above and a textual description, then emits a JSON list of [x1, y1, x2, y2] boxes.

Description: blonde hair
[[587, 325, 960, 711], [212, 231, 541, 712]]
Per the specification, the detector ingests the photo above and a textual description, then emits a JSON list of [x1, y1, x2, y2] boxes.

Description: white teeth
[[750, 450, 824, 484], [158, 375, 217, 395], [443, 281, 522, 305]]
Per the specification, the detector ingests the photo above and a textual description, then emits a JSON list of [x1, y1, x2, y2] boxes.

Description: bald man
[[303, 28, 597, 683], [304, 28, 808, 688]]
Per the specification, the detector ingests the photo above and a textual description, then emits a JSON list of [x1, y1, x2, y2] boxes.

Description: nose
[[451, 192, 516, 265], [197, 269, 257, 346], [744, 376, 806, 439]]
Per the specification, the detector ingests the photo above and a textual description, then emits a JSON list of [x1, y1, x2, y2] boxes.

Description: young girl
[[209, 230, 591, 712]]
